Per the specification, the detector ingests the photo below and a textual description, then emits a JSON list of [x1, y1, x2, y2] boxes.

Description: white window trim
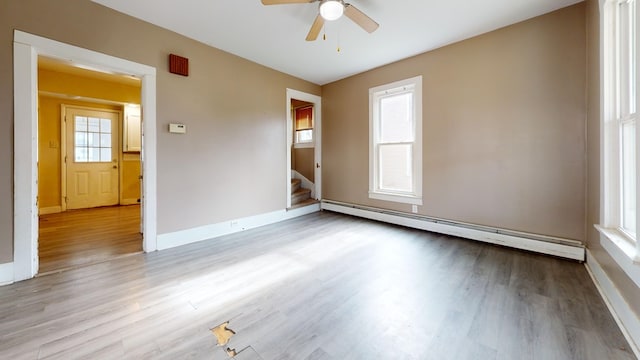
[[368, 76, 423, 206], [597, 0, 640, 285], [293, 141, 314, 149]]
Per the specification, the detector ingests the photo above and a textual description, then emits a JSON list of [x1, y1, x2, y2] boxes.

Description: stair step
[[291, 187, 311, 206], [291, 178, 301, 194], [289, 198, 319, 209]]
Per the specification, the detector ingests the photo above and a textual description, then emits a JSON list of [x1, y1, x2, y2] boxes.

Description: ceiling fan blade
[[306, 14, 325, 41], [261, 0, 313, 4], [344, 4, 379, 33]]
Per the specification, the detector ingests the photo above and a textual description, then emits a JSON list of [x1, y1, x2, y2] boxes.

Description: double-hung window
[[598, 0, 640, 274], [294, 105, 314, 147], [369, 76, 422, 205]]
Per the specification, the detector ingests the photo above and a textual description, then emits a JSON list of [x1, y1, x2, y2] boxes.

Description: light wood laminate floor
[[38, 205, 142, 274], [2, 211, 635, 359]]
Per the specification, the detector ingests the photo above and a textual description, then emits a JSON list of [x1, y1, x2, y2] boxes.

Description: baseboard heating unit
[[321, 200, 585, 261]]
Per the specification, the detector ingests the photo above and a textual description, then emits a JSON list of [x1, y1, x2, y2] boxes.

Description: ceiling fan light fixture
[[319, 0, 344, 21]]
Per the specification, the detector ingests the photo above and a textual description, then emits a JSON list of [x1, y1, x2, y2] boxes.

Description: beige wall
[[0, 0, 320, 263], [323, 4, 587, 241], [293, 148, 314, 182], [585, 0, 640, 318]]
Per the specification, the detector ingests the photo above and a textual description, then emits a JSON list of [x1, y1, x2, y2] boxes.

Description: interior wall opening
[[285, 89, 322, 210], [290, 98, 318, 208], [36, 56, 143, 274]]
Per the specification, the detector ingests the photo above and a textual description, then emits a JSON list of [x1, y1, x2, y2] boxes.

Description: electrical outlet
[[412, 205, 418, 213], [230, 220, 239, 227]]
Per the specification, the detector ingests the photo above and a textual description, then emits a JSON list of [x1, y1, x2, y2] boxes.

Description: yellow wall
[[38, 97, 121, 209], [38, 68, 142, 210], [39, 69, 140, 103], [122, 154, 141, 203]]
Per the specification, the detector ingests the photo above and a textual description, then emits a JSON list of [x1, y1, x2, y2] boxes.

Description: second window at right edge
[[369, 75, 423, 205]]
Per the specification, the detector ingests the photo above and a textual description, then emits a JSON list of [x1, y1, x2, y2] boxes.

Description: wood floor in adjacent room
[[38, 205, 142, 274], [1, 211, 635, 360]]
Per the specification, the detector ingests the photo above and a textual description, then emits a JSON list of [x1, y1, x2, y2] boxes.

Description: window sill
[[595, 224, 640, 288], [369, 191, 422, 206], [293, 142, 314, 149]]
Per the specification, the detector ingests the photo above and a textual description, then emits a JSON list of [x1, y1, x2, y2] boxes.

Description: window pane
[[88, 147, 100, 162], [75, 116, 87, 132], [100, 148, 111, 162], [622, 122, 637, 236], [100, 118, 112, 133], [88, 117, 100, 132], [75, 131, 87, 146], [380, 92, 413, 143], [627, 1, 636, 114], [100, 133, 111, 147], [296, 130, 313, 143], [88, 132, 100, 147], [379, 144, 412, 192], [75, 147, 88, 162]]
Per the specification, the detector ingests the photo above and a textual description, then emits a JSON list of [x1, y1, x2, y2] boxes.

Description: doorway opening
[[13, 30, 157, 282], [36, 57, 144, 273], [286, 89, 322, 209], [37, 59, 143, 273]]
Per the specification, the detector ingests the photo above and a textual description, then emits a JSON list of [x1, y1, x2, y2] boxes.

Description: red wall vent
[[169, 54, 189, 76]]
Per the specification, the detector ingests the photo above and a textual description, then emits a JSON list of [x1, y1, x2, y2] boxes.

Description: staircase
[[291, 178, 314, 207]]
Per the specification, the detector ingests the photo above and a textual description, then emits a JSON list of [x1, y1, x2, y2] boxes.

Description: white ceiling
[[92, 0, 582, 85]]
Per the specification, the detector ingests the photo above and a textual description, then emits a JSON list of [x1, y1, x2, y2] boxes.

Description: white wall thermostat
[[169, 123, 186, 134]]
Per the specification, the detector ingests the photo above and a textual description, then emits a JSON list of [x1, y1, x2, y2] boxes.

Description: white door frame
[[13, 30, 158, 282], [286, 89, 322, 208]]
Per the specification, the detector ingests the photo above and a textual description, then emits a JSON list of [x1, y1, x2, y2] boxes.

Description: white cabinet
[[123, 104, 141, 152]]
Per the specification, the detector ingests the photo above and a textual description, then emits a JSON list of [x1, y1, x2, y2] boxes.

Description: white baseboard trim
[[39, 206, 61, 215], [120, 198, 140, 206], [585, 250, 640, 359], [292, 170, 315, 199], [0, 262, 14, 286], [321, 200, 585, 261], [157, 203, 320, 250]]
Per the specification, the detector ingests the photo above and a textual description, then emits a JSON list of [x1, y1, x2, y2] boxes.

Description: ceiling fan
[[261, 0, 379, 41]]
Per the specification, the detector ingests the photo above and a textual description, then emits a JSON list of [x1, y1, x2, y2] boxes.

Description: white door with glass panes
[[65, 107, 120, 209]]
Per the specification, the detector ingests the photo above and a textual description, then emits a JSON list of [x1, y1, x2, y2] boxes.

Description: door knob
[[113, 165, 118, 169]]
